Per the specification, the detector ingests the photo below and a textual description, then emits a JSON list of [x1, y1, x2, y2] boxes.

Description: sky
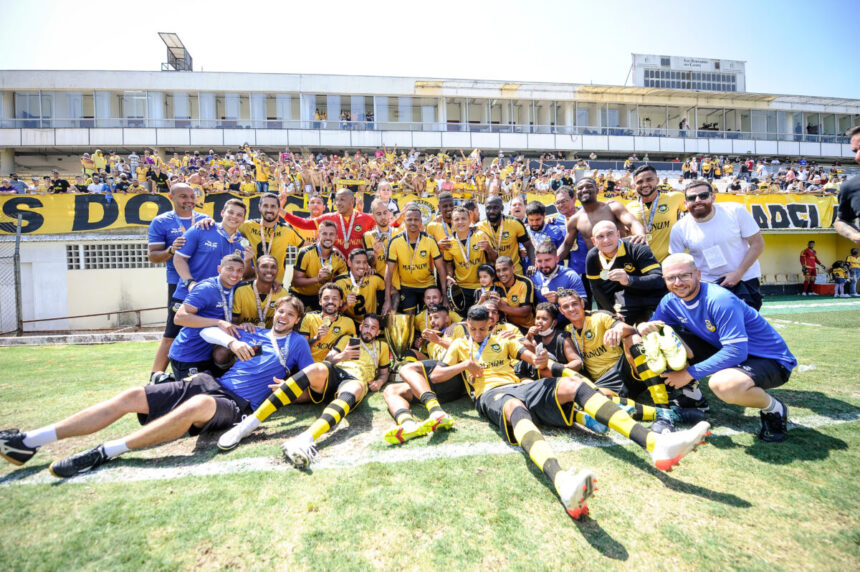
[[1, 0, 858, 99]]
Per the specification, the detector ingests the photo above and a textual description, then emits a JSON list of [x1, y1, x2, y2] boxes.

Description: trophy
[[384, 313, 414, 374]]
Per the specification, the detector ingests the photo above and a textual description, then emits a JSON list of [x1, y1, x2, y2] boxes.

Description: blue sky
[[1, 0, 858, 99]]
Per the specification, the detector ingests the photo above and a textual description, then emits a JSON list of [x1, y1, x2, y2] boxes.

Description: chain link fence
[[0, 216, 21, 334]]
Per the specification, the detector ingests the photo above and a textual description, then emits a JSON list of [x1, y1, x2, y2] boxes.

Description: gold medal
[[600, 270, 610, 280], [257, 321, 266, 328], [645, 233, 653, 242]]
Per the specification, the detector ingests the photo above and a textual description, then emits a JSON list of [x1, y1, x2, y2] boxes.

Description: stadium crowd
[[3, 124, 860, 522]]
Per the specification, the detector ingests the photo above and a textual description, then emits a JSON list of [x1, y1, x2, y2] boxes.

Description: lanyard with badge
[[218, 285, 234, 321], [317, 244, 333, 271], [641, 191, 660, 242], [252, 280, 273, 327], [570, 326, 583, 358], [598, 242, 621, 280], [338, 211, 357, 247]]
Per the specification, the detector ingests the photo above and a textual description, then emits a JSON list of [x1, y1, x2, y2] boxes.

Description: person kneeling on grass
[[638, 253, 796, 442], [217, 314, 390, 468], [397, 304, 712, 520], [0, 297, 313, 478]]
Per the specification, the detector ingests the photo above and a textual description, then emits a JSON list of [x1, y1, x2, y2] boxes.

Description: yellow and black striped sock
[[574, 380, 657, 452], [611, 397, 659, 422], [419, 392, 443, 416], [309, 391, 357, 441], [629, 344, 670, 406], [252, 371, 311, 422], [392, 407, 416, 426], [510, 405, 566, 494]]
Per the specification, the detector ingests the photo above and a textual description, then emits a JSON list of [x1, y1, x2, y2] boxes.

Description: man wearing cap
[[48, 170, 70, 194]]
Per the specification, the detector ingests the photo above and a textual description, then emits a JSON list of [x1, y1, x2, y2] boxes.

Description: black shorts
[[417, 360, 466, 403], [290, 291, 321, 312], [592, 355, 644, 398], [164, 290, 182, 339], [310, 361, 362, 404], [475, 378, 575, 444], [139, 373, 251, 436], [618, 305, 656, 326], [399, 285, 426, 313], [677, 328, 791, 390], [169, 357, 214, 380]]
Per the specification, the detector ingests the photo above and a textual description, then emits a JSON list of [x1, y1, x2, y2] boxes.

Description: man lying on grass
[[0, 296, 312, 478]]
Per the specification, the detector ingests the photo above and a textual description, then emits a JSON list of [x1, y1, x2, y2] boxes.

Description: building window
[[660, 57, 670, 67], [66, 243, 157, 270]]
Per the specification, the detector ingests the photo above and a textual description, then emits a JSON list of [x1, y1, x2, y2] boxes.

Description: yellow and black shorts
[[475, 378, 575, 445]]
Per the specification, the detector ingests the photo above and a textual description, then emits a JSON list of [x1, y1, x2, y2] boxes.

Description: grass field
[[1, 297, 859, 571]]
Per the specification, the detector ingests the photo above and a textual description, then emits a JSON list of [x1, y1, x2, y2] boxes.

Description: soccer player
[[492, 256, 535, 331], [147, 183, 209, 377], [290, 220, 348, 311], [443, 206, 492, 304], [363, 198, 401, 279], [334, 249, 385, 324], [426, 305, 711, 519], [0, 296, 312, 477], [519, 302, 582, 376], [639, 253, 796, 442], [281, 188, 376, 257], [298, 283, 356, 362], [232, 255, 288, 328], [425, 191, 456, 247], [626, 165, 686, 263], [585, 220, 667, 325], [478, 195, 534, 275], [799, 240, 825, 296], [239, 192, 304, 283], [216, 314, 390, 466], [411, 286, 461, 345], [523, 200, 565, 266], [382, 205, 448, 315]]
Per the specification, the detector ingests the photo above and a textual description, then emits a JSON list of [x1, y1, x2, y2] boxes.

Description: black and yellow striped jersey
[[495, 275, 536, 330]]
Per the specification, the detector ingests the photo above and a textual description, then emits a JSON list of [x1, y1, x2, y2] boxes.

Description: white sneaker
[[556, 468, 596, 520], [842, 294, 851, 298], [641, 330, 667, 374], [281, 434, 318, 469], [217, 416, 260, 451], [650, 421, 711, 471]]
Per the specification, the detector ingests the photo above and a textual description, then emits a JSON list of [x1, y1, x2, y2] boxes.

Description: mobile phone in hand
[[348, 337, 360, 347]]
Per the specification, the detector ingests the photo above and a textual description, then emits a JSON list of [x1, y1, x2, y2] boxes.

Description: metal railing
[[1, 117, 851, 144], [20, 305, 166, 332]]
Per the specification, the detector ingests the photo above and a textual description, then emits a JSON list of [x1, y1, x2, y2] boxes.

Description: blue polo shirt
[[173, 223, 245, 301], [218, 330, 314, 409], [651, 283, 797, 379], [147, 210, 208, 285], [531, 265, 587, 304], [169, 277, 237, 363], [550, 215, 587, 274]]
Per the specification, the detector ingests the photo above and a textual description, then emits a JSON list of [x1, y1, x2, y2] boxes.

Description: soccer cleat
[[557, 468, 596, 520], [384, 421, 430, 445], [281, 435, 318, 469], [650, 421, 711, 471], [671, 383, 710, 413], [759, 399, 789, 442], [217, 416, 258, 451], [578, 411, 609, 434], [651, 417, 675, 434], [658, 325, 688, 371], [49, 445, 109, 478], [0, 429, 38, 466], [420, 412, 455, 434], [641, 331, 667, 374], [672, 405, 708, 425]]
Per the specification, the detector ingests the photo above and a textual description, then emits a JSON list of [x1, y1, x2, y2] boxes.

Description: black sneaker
[[670, 383, 710, 413], [651, 417, 675, 434], [0, 429, 38, 466], [672, 406, 708, 425], [759, 399, 789, 442], [149, 371, 175, 385], [49, 445, 109, 478]]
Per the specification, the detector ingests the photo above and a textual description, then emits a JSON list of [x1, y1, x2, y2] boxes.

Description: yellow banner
[[0, 192, 837, 235]]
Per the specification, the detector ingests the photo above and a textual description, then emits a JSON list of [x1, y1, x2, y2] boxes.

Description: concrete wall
[[66, 268, 166, 329]]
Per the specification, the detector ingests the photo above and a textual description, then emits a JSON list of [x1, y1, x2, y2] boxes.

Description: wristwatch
[[184, 278, 194, 290]]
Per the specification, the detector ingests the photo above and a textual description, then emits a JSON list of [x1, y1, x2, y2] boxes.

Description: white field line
[[768, 319, 823, 327], [763, 301, 860, 310], [3, 411, 858, 487]]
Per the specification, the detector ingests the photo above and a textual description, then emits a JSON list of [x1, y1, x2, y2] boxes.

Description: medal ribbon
[[252, 280, 273, 326]]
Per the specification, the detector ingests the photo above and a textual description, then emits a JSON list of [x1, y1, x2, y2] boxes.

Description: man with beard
[[290, 195, 326, 246], [147, 183, 209, 378], [410, 286, 463, 352], [334, 249, 385, 325], [625, 166, 686, 263], [492, 256, 535, 331], [530, 242, 586, 307], [669, 180, 765, 310], [382, 206, 448, 315], [290, 220, 348, 311], [239, 193, 304, 283], [363, 198, 402, 279], [586, 220, 667, 325], [525, 201, 565, 251], [443, 206, 493, 304], [478, 195, 534, 275], [556, 177, 646, 262], [281, 188, 376, 257], [297, 283, 356, 362], [639, 254, 795, 442], [215, 314, 390, 467], [1, 286, 312, 478]]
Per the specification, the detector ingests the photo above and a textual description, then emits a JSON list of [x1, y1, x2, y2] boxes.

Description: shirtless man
[[557, 177, 647, 261]]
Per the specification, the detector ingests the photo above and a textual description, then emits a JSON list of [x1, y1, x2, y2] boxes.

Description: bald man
[[281, 188, 376, 257]]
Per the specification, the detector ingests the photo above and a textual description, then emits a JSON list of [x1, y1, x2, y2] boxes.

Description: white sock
[[22, 425, 57, 448], [762, 396, 784, 415], [102, 439, 130, 459]]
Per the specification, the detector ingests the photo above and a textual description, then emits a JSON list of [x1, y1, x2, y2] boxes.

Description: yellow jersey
[[564, 311, 622, 380], [626, 191, 686, 263], [239, 219, 305, 283], [846, 255, 860, 270], [412, 309, 463, 337], [333, 336, 391, 386], [333, 272, 386, 323], [495, 275, 536, 330], [477, 216, 528, 272], [386, 231, 442, 289], [291, 244, 348, 297], [231, 281, 289, 327], [443, 229, 490, 289], [298, 312, 356, 362], [442, 335, 525, 398]]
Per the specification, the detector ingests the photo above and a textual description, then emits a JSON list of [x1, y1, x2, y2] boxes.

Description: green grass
[[1, 300, 859, 571]]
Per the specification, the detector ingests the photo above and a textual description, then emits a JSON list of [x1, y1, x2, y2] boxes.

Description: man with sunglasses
[[669, 181, 765, 310], [639, 253, 795, 442]]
